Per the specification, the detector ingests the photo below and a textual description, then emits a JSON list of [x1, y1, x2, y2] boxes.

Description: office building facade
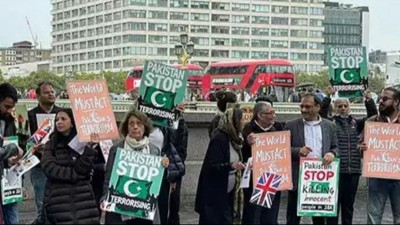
[[0, 41, 51, 66], [51, 0, 325, 74], [323, 2, 369, 64]]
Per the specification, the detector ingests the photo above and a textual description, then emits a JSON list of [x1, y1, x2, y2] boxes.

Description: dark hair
[[384, 87, 400, 105], [216, 91, 237, 112], [255, 96, 273, 106], [0, 83, 18, 103], [36, 81, 54, 96], [50, 108, 77, 147], [302, 93, 322, 106], [120, 109, 153, 138], [232, 108, 243, 132]]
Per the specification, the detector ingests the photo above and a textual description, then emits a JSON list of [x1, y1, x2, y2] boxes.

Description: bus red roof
[[209, 59, 293, 67], [131, 63, 203, 71]]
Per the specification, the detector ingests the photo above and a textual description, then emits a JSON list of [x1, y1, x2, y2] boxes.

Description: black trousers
[[198, 191, 234, 225], [168, 177, 182, 224], [286, 190, 329, 225], [242, 187, 281, 224], [158, 180, 171, 225], [326, 174, 360, 225]]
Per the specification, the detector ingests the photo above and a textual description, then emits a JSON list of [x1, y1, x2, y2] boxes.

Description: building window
[[291, 41, 308, 49], [251, 40, 269, 48], [232, 51, 249, 59], [231, 39, 250, 47], [309, 42, 323, 50], [123, 10, 146, 18], [271, 52, 288, 59], [251, 4, 269, 12], [191, 25, 209, 33], [309, 53, 323, 61], [170, 0, 188, 8], [124, 0, 146, 6], [231, 3, 249, 11], [148, 0, 167, 7], [251, 51, 269, 59], [271, 29, 288, 37], [191, 1, 209, 9], [123, 47, 146, 55], [192, 49, 209, 57], [290, 30, 308, 37], [271, 40, 288, 48], [148, 35, 168, 44], [191, 37, 210, 46], [211, 50, 229, 58], [113, 12, 122, 20], [231, 15, 249, 23], [123, 35, 146, 43], [310, 19, 322, 27], [170, 12, 189, 20], [171, 24, 188, 32], [191, 13, 209, 21], [148, 47, 168, 56], [212, 14, 230, 22], [113, 24, 122, 32], [148, 11, 168, 19], [252, 28, 269, 36], [231, 27, 249, 35], [309, 7, 323, 15], [310, 30, 323, 38], [252, 16, 269, 24], [271, 17, 289, 25], [211, 26, 229, 34], [148, 23, 168, 31], [211, 2, 230, 10], [211, 38, 229, 46], [291, 7, 308, 15], [96, 15, 104, 24], [291, 18, 308, 26], [272, 6, 289, 14], [290, 53, 307, 61]]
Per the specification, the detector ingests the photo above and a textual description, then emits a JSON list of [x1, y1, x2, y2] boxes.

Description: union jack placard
[[250, 172, 282, 208]]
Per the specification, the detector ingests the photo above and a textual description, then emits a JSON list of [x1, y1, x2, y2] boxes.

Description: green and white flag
[[1, 136, 23, 205], [328, 47, 368, 98], [102, 148, 165, 221], [139, 61, 188, 127]]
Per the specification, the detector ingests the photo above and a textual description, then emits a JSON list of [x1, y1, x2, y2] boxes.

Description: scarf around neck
[[124, 136, 150, 154]]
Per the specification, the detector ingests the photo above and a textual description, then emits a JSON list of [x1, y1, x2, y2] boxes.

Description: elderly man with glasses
[[319, 88, 377, 225]]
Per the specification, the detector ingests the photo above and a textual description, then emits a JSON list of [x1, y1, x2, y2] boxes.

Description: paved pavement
[[20, 187, 394, 224]]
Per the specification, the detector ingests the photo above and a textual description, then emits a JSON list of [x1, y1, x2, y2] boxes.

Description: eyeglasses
[[380, 96, 393, 102], [261, 111, 275, 115], [337, 105, 348, 109]]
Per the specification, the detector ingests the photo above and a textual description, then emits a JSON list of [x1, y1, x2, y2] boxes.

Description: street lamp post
[[174, 33, 195, 67]]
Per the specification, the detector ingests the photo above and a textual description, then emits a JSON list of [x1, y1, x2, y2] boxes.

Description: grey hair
[[333, 98, 350, 106], [253, 101, 272, 120]]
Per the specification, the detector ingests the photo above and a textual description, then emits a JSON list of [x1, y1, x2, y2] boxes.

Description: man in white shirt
[[285, 93, 339, 225]]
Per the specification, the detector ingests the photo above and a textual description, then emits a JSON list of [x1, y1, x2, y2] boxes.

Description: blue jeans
[[30, 167, 47, 218], [2, 203, 19, 224], [367, 178, 400, 224]]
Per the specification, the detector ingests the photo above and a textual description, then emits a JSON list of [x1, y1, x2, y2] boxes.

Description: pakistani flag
[[115, 175, 152, 200], [333, 68, 361, 85], [143, 86, 176, 110]]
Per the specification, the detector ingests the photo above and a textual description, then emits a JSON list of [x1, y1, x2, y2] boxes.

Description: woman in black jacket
[[41, 108, 100, 224], [195, 108, 245, 225]]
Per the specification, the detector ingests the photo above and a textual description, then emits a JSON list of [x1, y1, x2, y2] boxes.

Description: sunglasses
[[337, 105, 348, 109]]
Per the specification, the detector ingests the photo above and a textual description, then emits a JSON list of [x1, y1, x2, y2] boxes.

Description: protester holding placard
[[241, 101, 285, 224], [0, 83, 25, 225], [27, 81, 61, 225], [41, 108, 100, 224], [319, 89, 377, 225], [102, 109, 170, 224], [285, 93, 338, 225], [359, 87, 400, 224], [195, 108, 245, 225]]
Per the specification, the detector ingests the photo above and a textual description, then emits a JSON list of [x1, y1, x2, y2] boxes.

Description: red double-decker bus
[[125, 64, 204, 92], [202, 59, 296, 101]]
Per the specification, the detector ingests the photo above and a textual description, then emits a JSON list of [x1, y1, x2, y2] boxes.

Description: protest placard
[[228, 103, 254, 124], [297, 158, 340, 217], [363, 122, 400, 179], [252, 131, 292, 190], [11, 104, 29, 135], [1, 136, 23, 205], [67, 79, 119, 142], [328, 47, 368, 98], [102, 148, 165, 221], [138, 61, 188, 127]]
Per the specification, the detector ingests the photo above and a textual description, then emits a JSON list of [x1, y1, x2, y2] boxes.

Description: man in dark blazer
[[285, 93, 339, 225]]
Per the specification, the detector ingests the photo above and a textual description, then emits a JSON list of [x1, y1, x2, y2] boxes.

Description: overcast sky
[[0, 0, 399, 52]]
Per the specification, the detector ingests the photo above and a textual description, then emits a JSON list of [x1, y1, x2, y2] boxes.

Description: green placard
[[2, 136, 24, 205], [103, 148, 165, 221], [138, 61, 189, 127], [297, 158, 340, 217], [328, 47, 368, 98]]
